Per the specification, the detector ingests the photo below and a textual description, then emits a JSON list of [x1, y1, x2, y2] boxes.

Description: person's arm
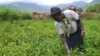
[[59, 34, 71, 56], [55, 22, 71, 56]]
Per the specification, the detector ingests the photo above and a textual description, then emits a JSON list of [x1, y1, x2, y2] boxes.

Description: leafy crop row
[[0, 19, 100, 56]]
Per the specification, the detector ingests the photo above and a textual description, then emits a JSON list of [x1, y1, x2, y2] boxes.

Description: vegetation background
[[0, 3, 100, 56]]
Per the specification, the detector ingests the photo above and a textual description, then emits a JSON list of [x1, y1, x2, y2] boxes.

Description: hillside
[[0, 0, 100, 12], [0, 1, 88, 12], [90, 0, 100, 4], [0, 2, 51, 12], [54, 1, 87, 9]]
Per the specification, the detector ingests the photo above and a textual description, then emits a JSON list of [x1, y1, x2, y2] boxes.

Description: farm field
[[0, 19, 100, 56]]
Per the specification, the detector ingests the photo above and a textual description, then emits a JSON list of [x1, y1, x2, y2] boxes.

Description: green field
[[0, 19, 100, 56]]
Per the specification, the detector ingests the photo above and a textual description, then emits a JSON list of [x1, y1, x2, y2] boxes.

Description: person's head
[[68, 5, 77, 12], [50, 7, 64, 22]]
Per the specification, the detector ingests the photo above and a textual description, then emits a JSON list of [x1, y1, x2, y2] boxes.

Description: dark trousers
[[66, 29, 84, 51]]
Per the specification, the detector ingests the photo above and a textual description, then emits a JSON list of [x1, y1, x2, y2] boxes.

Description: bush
[[86, 4, 100, 13], [0, 7, 32, 21]]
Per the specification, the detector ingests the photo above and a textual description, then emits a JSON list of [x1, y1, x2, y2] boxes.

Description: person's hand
[[67, 49, 71, 56], [81, 30, 85, 38], [68, 51, 71, 56]]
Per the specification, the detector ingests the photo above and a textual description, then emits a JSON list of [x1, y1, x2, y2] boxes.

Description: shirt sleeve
[[55, 22, 65, 34]]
